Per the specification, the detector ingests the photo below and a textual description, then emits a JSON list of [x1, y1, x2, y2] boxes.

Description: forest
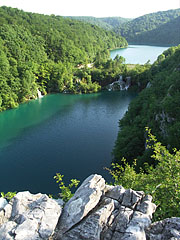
[[113, 45, 180, 168], [116, 9, 180, 45], [67, 16, 131, 31], [0, 6, 127, 111], [67, 9, 180, 46]]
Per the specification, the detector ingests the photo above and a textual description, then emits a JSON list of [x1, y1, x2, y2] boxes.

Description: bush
[[54, 173, 80, 202], [108, 128, 180, 221]]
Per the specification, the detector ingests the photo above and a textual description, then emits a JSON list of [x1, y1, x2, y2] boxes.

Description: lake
[[0, 44, 168, 195], [110, 45, 169, 64], [0, 91, 136, 194]]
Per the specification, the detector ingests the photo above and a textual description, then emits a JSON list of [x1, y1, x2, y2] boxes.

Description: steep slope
[[130, 16, 180, 45], [113, 45, 180, 167], [116, 9, 180, 45]]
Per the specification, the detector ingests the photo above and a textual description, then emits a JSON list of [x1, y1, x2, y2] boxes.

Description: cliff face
[[0, 174, 179, 240]]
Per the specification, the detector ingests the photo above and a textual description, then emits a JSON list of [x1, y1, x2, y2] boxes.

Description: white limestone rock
[[0, 191, 62, 239], [60, 198, 115, 240], [56, 174, 106, 235], [0, 201, 12, 226], [0, 197, 8, 210], [0, 221, 17, 240]]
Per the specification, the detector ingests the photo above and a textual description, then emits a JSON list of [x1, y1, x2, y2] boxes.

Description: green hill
[[0, 6, 127, 111], [116, 9, 180, 45], [113, 45, 180, 167], [66, 16, 131, 30], [130, 16, 180, 45], [64, 16, 113, 30]]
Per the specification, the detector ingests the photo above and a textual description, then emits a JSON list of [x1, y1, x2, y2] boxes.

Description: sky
[[0, 0, 179, 18]]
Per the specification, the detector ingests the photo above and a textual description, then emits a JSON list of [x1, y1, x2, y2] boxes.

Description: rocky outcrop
[[0, 174, 178, 240], [146, 217, 180, 239], [155, 110, 175, 137], [0, 191, 63, 239], [54, 174, 156, 239]]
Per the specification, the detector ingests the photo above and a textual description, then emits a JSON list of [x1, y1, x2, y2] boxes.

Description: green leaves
[[113, 45, 180, 167], [54, 173, 80, 202], [1, 191, 16, 200], [109, 128, 180, 221]]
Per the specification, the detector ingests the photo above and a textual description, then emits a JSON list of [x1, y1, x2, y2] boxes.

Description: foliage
[[54, 173, 80, 202], [109, 128, 180, 221], [127, 62, 152, 91], [116, 9, 180, 45], [1, 191, 16, 200], [66, 16, 131, 31], [113, 45, 180, 167], [0, 6, 128, 112]]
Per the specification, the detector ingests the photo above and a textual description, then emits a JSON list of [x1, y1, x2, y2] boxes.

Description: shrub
[[108, 128, 180, 221], [54, 173, 80, 202]]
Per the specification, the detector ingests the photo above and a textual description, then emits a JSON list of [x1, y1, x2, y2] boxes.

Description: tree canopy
[[113, 45, 180, 168], [116, 9, 180, 45], [0, 6, 127, 111]]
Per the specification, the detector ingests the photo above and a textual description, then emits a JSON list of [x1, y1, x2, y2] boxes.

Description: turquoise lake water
[[0, 44, 169, 194], [110, 44, 169, 64], [0, 91, 136, 194]]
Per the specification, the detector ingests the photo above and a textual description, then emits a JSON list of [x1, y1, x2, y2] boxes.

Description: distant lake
[[0, 91, 136, 194], [110, 45, 169, 64]]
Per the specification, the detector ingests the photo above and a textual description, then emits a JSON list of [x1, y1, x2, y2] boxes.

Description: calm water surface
[[110, 45, 169, 64], [0, 92, 136, 194], [1, 45, 166, 194]]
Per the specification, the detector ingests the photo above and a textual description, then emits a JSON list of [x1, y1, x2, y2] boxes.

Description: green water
[[0, 92, 136, 194]]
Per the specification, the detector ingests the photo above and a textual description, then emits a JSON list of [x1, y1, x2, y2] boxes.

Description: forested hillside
[[65, 16, 113, 30], [131, 16, 180, 45], [113, 45, 180, 168], [0, 6, 127, 111], [116, 9, 180, 45], [66, 16, 131, 31]]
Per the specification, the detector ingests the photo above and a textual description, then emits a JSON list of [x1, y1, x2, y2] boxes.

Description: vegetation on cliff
[[113, 45, 180, 168], [109, 128, 180, 221]]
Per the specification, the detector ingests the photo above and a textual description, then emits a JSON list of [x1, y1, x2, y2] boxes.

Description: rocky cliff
[[0, 174, 179, 240]]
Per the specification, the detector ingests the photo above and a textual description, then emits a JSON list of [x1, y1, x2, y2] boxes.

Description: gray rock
[[54, 175, 156, 240], [0, 221, 17, 240], [101, 188, 156, 240], [56, 174, 105, 235], [0, 191, 62, 239], [0, 175, 158, 240], [0, 201, 12, 226], [59, 198, 115, 240], [121, 189, 144, 208], [137, 195, 156, 218], [146, 217, 180, 240], [105, 185, 125, 202], [0, 198, 8, 210]]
